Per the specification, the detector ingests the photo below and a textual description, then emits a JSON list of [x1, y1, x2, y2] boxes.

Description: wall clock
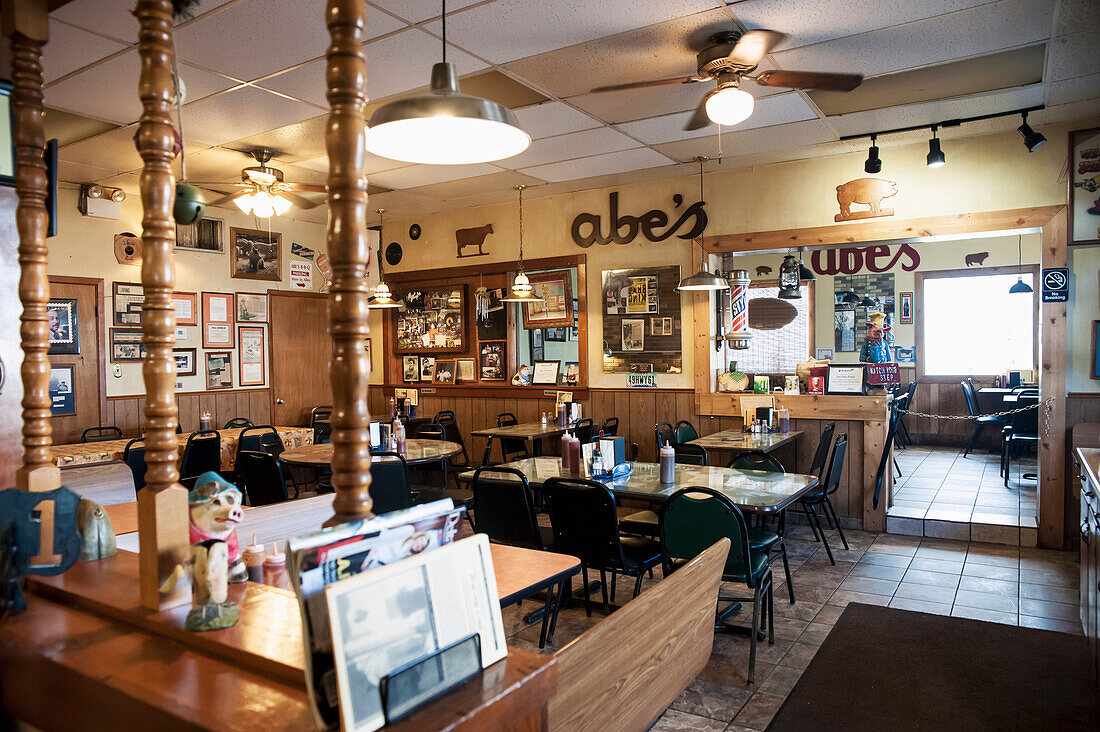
[[409, 223, 421, 240]]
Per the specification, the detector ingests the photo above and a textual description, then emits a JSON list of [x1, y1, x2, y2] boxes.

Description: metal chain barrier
[[896, 397, 1054, 437]]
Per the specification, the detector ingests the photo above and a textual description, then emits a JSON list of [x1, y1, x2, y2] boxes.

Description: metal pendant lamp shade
[[1008, 234, 1033, 293], [677, 264, 728, 291], [369, 208, 401, 309], [858, 294, 876, 308], [501, 184, 543, 303], [777, 254, 801, 299], [842, 290, 861, 305]]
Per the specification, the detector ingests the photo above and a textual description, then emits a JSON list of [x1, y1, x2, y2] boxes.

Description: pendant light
[[841, 290, 861, 305], [858, 294, 876, 308], [369, 209, 400, 309], [798, 249, 815, 282], [678, 156, 727, 292], [363, 0, 530, 165], [926, 126, 946, 168], [501, 185, 542, 303], [1009, 234, 1033, 294], [777, 254, 801, 299]]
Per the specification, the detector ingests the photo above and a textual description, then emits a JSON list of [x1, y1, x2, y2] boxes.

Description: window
[[727, 285, 812, 373], [921, 272, 1035, 376]]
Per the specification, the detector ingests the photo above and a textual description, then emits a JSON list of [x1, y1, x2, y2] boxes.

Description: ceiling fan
[[590, 30, 863, 131], [191, 149, 326, 217]]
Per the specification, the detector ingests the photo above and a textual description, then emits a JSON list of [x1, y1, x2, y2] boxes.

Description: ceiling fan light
[[705, 85, 754, 127], [233, 193, 254, 214], [271, 194, 293, 216], [250, 190, 275, 218]]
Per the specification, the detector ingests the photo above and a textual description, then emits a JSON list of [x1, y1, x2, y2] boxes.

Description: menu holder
[[380, 634, 483, 725]]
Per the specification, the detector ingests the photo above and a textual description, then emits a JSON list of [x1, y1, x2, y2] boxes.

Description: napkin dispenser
[[600, 436, 625, 468]]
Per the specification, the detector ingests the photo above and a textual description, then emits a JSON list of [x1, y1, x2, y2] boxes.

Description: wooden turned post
[[135, 0, 189, 609], [4, 0, 59, 494], [323, 0, 373, 526]]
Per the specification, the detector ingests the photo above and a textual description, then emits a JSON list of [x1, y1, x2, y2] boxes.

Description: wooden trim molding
[[386, 253, 586, 283], [107, 386, 269, 400]]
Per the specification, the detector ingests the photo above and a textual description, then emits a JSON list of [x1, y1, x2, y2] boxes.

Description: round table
[[279, 439, 462, 466]]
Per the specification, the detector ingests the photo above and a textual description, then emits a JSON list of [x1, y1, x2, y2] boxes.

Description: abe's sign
[[571, 192, 707, 248]]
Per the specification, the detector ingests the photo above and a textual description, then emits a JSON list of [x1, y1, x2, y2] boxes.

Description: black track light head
[[1017, 112, 1045, 152], [926, 126, 945, 168], [864, 134, 882, 174]]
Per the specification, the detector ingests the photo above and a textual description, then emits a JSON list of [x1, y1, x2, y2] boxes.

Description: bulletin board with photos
[[394, 285, 467, 354], [601, 265, 682, 374]]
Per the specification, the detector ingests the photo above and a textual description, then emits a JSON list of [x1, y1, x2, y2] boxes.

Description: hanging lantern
[[777, 255, 801, 299], [725, 269, 753, 350]]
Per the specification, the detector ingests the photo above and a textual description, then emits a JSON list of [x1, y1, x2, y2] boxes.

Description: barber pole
[[725, 269, 753, 350]]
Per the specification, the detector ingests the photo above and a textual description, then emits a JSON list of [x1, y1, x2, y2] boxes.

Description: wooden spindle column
[[324, 0, 373, 526], [4, 1, 59, 494], [135, 0, 189, 609]]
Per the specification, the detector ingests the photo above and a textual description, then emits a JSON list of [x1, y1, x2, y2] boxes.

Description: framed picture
[[419, 356, 436, 382], [650, 316, 672, 336], [230, 227, 282, 281], [895, 346, 916, 363], [202, 291, 235, 349], [176, 216, 224, 253], [49, 365, 75, 416], [47, 298, 79, 355], [109, 328, 145, 362], [432, 359, 456, 384], [899, 291, 914, 325], [523, 269, 573, 329], [112, 281, 144, 325], [205, 352, 233, 390], [394, 285, 467, 353], [1070, 127, 1100, 245], [561, 361, 579, 386], [834, 308, 856, 352], [238, 325, 266, 386], [532, 360, 561, 385], [172, 291, 198, 326], [173, 348, 197, 376], [455, 358, 476, 383], [545, 327, 566, 342], [479, 341, 505, 381], [402, 355, 419, 383], [622, 318, 644, 351], [827, 365, 865, 395], [236, 292, 268, 323], [1093, 321, 1100, 380], [815, 347, 835, 361], [365, 337, 373, 373]]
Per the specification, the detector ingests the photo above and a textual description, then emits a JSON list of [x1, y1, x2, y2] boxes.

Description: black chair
[[654, 422, 676, 455], [573, 418, 595, 445], [1002, 394, 1039, 487], [808, 423, 836, 479], [179, 430, 221, 488], [122, 438, 147, 491], [961, 379, 1008, 456], [310, 406, 333, 428], [728, 451, 785, 472], [236, 450, 290, 506], [435, 412, 472, 477], [800, 433, 849, 565], [314, 423, 332, 444], [414, 423, 449, 487], [491, 412, 529, 465], [873, 403, 903, 511], [223, 418, 253, 429], [674, 443, 708, 466], [543, 476, 662, 616], [674, 419, 699, 444], [236, 426, 296, 495], [471, 466, 551, 551], [601, 417, 619, 437], [661, 487, 774, 684], [894, 382, 917, 449], [81, 426, 123, 443], [369, 452, 413, 515]]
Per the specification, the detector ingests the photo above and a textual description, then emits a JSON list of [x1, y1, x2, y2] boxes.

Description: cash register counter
[[695, 393, 894, 531]]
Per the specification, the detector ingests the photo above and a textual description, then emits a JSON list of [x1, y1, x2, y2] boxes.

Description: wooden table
[[280, 439, 462, 466], [471, 421, 569, 459], [688, 429, 803, 458]]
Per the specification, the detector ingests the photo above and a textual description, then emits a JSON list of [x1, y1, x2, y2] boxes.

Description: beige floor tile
[[847, 563, 907, 581], [893, 582, 957, 604], [651, 708, 729, 731], [1018, 582, 1078, 604], [732, 692, 786, 730], [901, 569, 961, 589], [888, 596, 952, 615], [954, 589, 1019, 612], [885, 516, 923, 536], [1018, 597, 1079, 622], [950, 605, 1017, 625], [669, 679, 752, 723], [1018, 615, 1083, 635], [797, 622, 834, 646], [858, 551, 912, 568], [1020, 568, 1077, 588], [758, 665, 805, 696], [908, 556, 964, 574], [811, 604, 845, 625], [837, 576, 899, 596], [776, 642, 819, 671], [827, 590, 891, 608], [957, 576, 1018, 595], [963, 553, 1019, 569]]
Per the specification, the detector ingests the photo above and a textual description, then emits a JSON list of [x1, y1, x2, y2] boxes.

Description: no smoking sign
[[1041, 268, 1068, 303]]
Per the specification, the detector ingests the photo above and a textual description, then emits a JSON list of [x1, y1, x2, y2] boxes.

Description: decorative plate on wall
[[386, 242, 403, 266]]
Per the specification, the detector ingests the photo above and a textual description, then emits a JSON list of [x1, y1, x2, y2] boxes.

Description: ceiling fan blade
[[187, 181, 248, 187], [754, 70, 863, 91], [285, 183, 327, 193], [590, 75, 705, 93], [280, 191, 322, 210], [206, 192, 242, 207], [684, 90, 716, 131], [725, 29, 786, 68]]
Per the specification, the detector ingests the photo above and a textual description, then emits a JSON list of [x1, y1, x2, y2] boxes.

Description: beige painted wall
[[1069, 244, 1100, 393]]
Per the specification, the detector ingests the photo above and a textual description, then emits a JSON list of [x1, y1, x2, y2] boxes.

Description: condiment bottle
[[394, 419, 406, 455], [388, 396, 396, 420], [263, 547, 290, 590], [569, 433, 582, 473], [561, 432, 574, 473], [659, 441, 675, 485], [199, 411, 213, 432], [244, 534, 266, 584], [778, 407, 790, 433]]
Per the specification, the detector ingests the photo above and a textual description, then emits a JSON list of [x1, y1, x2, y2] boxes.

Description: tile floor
[[502, 528, 1079, 731], [886, 445, 1038, 545]]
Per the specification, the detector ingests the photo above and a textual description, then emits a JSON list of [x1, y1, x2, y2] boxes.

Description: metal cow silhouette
[[456, 224, 493, 258]]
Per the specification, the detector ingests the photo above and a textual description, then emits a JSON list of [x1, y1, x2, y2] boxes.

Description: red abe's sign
[[865, 363, 901, 386], [811, 243, 920, 275]]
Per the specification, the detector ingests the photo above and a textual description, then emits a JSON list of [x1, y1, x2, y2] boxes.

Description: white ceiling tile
[[180, 146, 259, 184], [1045, 72, 1100, 108], [45, 50, 240, 125], [43, 20, 128, 84], [258, 28, 486, 108], [182, 86, 325, 146], [369, 163, 504, 189], [57, 159, 118, 184], [51, 0, 236, 44], [1054, 0, 1100, 38], [615, 92, 817, 144], [58, 125, 151, 175], [518, 147, 674, 183], [513, 102, 602, 139], [651, 118, 836, 162], [501, 127, 640, 169], [770, 0, 1055, 78], [1046, 31, 1098, 83], [369, 0, 485, 24], [298, 152, 407, 176], [425, 0, 720, 65]]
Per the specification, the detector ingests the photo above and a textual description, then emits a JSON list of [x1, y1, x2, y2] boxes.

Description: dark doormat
[[768, 602, 1099, 731]]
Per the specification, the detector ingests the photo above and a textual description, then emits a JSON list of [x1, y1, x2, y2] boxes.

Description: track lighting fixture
[[926, 126, 945, 168], [864, 134, 882, 174], [1017, 111, 1045, 152]]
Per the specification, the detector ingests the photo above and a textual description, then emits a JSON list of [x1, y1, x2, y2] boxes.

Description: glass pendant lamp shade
[[369, 208, 401, 309], [777, 255, 802, 299], [233, 193, 253, 213], [705, 85, 754, 127], [501, 271, 541, 302]]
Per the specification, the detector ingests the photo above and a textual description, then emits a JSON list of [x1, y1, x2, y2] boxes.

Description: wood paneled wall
[[104, 388, 271, 437]]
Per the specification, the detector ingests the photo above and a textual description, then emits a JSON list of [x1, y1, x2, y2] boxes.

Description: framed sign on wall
[[113, 282, 144, 325], [202, 291, 235, 349], [47, 298, 79, 355], [827, 365, 865, 395], [238, 326, 266, 386], [395, 286, 467, 354]]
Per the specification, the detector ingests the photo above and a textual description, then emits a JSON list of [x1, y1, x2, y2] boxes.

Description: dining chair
[[573, 418, 595, 444], [235, 426, 296, 496], [617, 442, 710, 540], [223, 417, 253, 429], [310, 406, 333, 428], [435, 412, 472, 476], [728, 451, 785, 473], [471, 466, 552, 551], [961, 379, 1007, 456], [654, 422, 676, 454], [674, 443, 708, 466], [543, 476, 662, 617], [179, 430, 221, 489], [799, 433, 849, 565], [722, 451, 794, 602], [674, 419, 699, 444], [660, 487, 774, 684], [236, 451, 290, 506], [80, 426, 123, 443], [894, 382, 917, 450], [808, 423, 836, 479], [600, 416, 619, 437], [122, 438, 147, 491], [494, 412, 529, 464], [1002, 394, 1039, 486], [368, 452, 413, 515]]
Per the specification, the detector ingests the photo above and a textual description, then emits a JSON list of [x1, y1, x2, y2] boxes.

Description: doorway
[[269, 290, 332, 426], [48, 276, 106, 444]]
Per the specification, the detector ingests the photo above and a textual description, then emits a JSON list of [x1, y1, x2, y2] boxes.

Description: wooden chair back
[[548, 538, 729, 732]]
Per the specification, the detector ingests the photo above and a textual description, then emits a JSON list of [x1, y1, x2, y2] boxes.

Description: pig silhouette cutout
[[835, 178, 898, 222], [755, 266, 772, 277]]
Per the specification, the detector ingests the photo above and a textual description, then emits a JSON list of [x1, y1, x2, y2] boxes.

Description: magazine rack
[[380, 633, 483, 724]]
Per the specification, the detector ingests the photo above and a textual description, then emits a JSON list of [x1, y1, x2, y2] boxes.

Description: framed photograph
[[432, 359, 456, 384], [523, 269, 573, 329], [110, 328, 145, 362], [834, 308, 856, 352], [899, 292, 914, 325], [202, 291, 235, 349], [47, 298, 79, 355], [112, 281, 144, 325], [545, 327, 566, 342], [479, 341, 505, 381], [895, 346, 916, 363], [238, 325, 266, 386], [532, 360, 561, 385], [815, 347, 835, 361], [173, 348, 197, 376], [230, 227, 282, 281], [236, 292, 268, 323], [650, 316, 672, 336], [394, 285, 467, 353], [49, 365, 75, 416], [206, 352, 233, 390], [622, 318, 645, 351], [827, 365, 865, 395], [172, 291, 198, 326], [455, 358, 476, 383], [176, 216, 224, 253], [420, 356, 436, 382], [1093, 322, 1100, 380], [402, 355, 419, 383], [1070, 127, 1100, 245], [562, 361, 579, 386]]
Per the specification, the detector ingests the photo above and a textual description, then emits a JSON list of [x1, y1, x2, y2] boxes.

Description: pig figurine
[[77, 498, 116, 561], [188, 472, 248, 584], [161, 539, 240, 631], [835, 178, 897, 219]]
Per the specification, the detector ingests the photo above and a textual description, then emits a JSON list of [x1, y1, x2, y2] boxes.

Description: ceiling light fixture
[[1017, 111, 1046, 152], [842, 290, 861, 305], [777, 254, 801, 299], [678, 156, 728, 292], [926, 126, 945, 168], [363, 0, 530, 165], [369, 208, 401, 309], [859, 294, 876, 308], [501, 185, 543, 303], [705, 79, 754, 127], [1009, 234, 1033, 294], [864, 134, 882, 174], [798, 250, 815, 282]]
